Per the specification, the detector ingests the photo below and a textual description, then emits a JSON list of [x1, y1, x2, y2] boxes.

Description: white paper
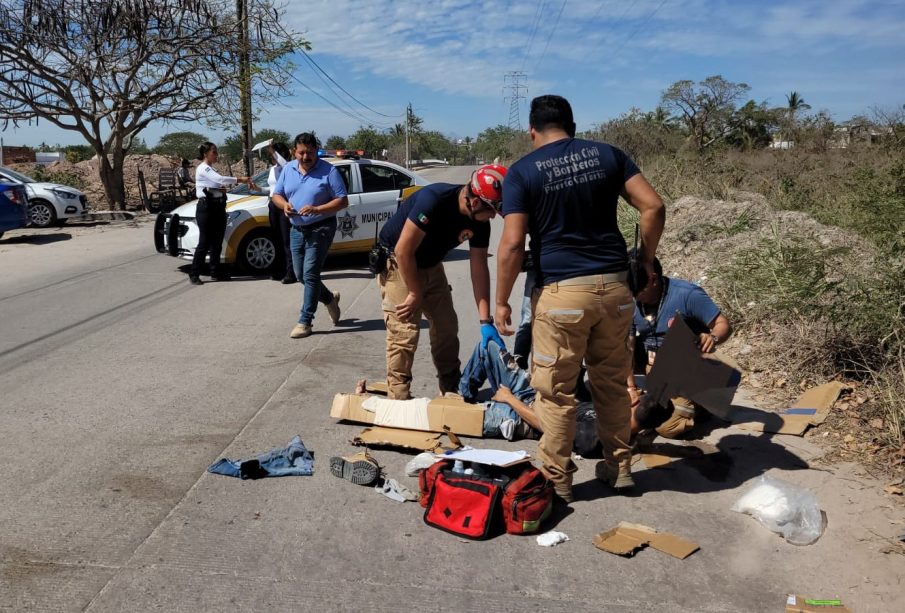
[[361, 396, 431, 431], [438, 449, 530, 467]]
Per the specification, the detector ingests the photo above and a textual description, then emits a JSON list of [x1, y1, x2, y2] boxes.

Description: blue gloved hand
[[481, 322, 505, 350]]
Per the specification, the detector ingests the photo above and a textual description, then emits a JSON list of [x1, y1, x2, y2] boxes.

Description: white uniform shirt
[[267, 152, 288, 197], [195, 162, 238, 198]]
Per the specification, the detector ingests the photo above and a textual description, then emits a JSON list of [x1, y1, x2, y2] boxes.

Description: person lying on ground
[[459, 339, 601, 456], [629, 253, 736, 439]]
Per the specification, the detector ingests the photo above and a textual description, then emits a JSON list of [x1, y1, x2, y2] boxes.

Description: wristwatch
[[480, 317, 494, 325]]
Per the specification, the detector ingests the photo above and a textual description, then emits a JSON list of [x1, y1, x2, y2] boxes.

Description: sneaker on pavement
[[289, 323, 312, 339], [326, 291, 341, 324], [553, 485, 574, 504], [595, 461, 635, 492], [330, 450, 380, 486], [281, 275, 297, 284], [189, 275, 204, 285]]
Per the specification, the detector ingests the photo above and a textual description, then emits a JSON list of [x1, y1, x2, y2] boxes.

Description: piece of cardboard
[[733, 382, 845, 436], [352, 426, 460, 453], [593, 522, 699, 560], [645, 316, 741, 420], [641, 453, 674, 468], [366, 380, 388, 395], [785, 594, 851, 613], [331, 393, 485, 437]]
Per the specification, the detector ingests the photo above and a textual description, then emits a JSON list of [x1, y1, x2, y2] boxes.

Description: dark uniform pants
[[268, 199, 294, 279], [192, 196, 227, 276], [378, 256, 460, 400], [531, 274, 635, 492]]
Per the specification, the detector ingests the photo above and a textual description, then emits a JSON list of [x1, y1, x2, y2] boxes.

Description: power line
[[287, 72, 394, 129], [300, 50, 402, 119], [534, 0, 568, 73], [610, 0, 668, 62], [520, 0, 547, 72]]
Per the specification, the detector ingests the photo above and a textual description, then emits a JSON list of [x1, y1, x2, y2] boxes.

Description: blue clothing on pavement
[[273, 158, 347, 227], [502, 137, 640, 285], [632, 277, 721, 354], [290, 219, 336, 325], [378, 183, 490, 269], [208, 436, 314, 479]]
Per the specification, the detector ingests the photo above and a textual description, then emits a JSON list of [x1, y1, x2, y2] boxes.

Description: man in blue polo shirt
[[272, 133, 348, 339], [495, 95, 665, 502], [376, 165, 507, 400], [628, 255, 734, 439]]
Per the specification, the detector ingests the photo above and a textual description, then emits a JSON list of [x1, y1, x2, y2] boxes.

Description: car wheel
[[238, 229, 277, 274], [28, 200, 57, 228], [166, 213, 180, 257], [154, 213, 168, 253]]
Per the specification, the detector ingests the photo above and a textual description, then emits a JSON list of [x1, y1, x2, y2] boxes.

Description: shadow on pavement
[[1, 232, 72, 245]]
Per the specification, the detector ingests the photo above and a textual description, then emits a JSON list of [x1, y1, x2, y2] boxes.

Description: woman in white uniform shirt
[[190, 142, 255, 285], [265, 142, 294, 283]]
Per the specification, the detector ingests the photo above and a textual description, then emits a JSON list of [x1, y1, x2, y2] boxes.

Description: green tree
[[325, 135, 347, 150], [62, 145, 94, 163], [222, 128, 291, 161], [130, 137, 151, 155], [727, 101, 780, 150], [474, 125, 523, 163], [347, 126, 388, 158], [154, 131, 210, 161], [661, 75, 750, 150]]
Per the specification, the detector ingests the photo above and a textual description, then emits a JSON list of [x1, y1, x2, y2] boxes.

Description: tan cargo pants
[[378, 256, 460, 400], [531, 275, 635, 492]]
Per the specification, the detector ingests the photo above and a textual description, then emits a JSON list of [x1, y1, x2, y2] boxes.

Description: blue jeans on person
[[513, 269, 537, 369], [207, 436, 314, 479], [289, 218, 337, 326], [459, 339, 535, 436]]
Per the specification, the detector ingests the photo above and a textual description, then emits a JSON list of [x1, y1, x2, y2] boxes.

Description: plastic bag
[[405, 452, 440, 477], [731, 475, 823, 545]]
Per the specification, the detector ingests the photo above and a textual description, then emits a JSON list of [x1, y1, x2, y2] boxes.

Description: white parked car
[[0, 166, 90, 228], [154, 157, 430, 273]]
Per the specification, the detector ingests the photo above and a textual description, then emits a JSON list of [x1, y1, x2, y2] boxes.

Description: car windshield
[[229, 169, 271, 196], [0, 167, 35, 183]]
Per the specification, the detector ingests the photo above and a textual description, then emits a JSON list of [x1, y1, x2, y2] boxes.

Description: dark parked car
[[0, 182, 29, 239]]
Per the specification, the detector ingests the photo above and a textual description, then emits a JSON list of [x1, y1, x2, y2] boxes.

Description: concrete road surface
[[1, 166, 902, 612]]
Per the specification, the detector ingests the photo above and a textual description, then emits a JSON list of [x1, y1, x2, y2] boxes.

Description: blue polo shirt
[[273, 158, 347, 227], [632, 277, 721, 353], [502, 137, 640, 285]]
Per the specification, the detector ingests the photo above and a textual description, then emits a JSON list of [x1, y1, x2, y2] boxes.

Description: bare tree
[[0, 0, 306, 210], [661, 75, 750, 150]]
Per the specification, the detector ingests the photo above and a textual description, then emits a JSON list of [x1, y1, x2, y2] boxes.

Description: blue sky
[[3, 0, 904, 148]]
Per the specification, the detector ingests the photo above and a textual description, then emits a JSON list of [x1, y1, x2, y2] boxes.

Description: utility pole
[[503, 71, 528, 131], [405, 102, 412, 169], [237, 0, 253, 178]]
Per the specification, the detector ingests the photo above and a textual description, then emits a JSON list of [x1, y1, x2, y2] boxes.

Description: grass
[[624, 143, 905, 468]]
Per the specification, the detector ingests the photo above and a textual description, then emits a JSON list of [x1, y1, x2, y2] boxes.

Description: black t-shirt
[[379, 183, 491, 268], [502, 137, 640, 285]]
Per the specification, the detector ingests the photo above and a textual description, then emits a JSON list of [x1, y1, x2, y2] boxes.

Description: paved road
[[1, 166, 902, 611]]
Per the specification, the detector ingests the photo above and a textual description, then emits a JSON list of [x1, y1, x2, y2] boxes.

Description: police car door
[[331, 162, 363, 248], [353, 162, 414, 241]]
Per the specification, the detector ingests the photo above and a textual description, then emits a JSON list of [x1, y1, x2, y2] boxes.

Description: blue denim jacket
[[208, 436, 314, 479]]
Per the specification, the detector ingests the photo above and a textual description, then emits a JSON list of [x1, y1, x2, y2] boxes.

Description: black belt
[[291, 217, 336, 231]]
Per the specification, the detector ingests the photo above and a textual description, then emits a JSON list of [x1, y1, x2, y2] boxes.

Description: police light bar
[[334, 149, 365, 159]]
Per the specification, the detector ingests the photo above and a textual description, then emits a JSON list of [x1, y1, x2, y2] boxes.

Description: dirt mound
[[11, 155, 269, 210]]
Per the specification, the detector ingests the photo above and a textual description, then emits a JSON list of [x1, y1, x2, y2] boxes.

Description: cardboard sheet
[[331, 393, 485, 437], [732, 382, 845, 436], [593, 521, 699, 560], [645, 316, 741, 420], [352, 426, 460, 453]]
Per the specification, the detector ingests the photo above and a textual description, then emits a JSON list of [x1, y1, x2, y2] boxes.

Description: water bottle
[[452, 459, 465, 474]]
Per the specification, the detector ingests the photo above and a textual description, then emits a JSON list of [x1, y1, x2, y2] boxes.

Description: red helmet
[[469, 164, 507, 210]]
